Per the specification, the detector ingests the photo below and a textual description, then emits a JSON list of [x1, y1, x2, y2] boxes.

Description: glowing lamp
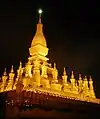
[[38, 9, 43, 15]]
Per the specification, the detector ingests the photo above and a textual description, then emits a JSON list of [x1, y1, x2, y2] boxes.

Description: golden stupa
[[0, 9, 100, 104]]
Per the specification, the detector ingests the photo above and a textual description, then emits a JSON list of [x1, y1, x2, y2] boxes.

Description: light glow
[[38, 9, 43, 14]]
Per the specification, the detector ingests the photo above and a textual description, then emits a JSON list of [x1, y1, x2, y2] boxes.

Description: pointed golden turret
[[13, 63, 22, 90], [70, 71, 76, 92], [14, 61, 23, 89], [3, 68, 7, 76], [71, 71, 74, 79], [89, 76, 93, 90], [89, 76, 96, 98], [17, 61, 23, 79], [62, 67, 68, 84], [16, 62, 24, 93], [83, 76, 89, 97], [11, 65, 14, 73], [31, 9, 46, 47], [83, 76, 88, 89], [6, 65, 15, 91], [9, 65, 15, 78], [2, 68, 7, 78], [79, 74, 82, 80], [52, 63, 58, 80], [70, 71, 75, 84], [29, 9, 49, 61], [51, 63, 61, 91], [63, 67, 66, 75], [78, 74, 83, 92], [1, 68, 8, 92], [19, 61, 22, 69], [84, 76, 87, 80], [54, 62, 57, 70]]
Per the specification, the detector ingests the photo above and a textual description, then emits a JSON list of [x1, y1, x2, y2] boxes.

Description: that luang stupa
[[0, 9, 100, 107]]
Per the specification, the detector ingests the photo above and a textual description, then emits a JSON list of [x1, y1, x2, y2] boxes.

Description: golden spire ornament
[[89, 76, 96, 98], [9, 65, 15, 79], [89, 76, 92, 81], [38, 8, 43, 23], [89, 76, 93, 90], [79, 74, 82, 80], [54, 62, 56, 70], [19, 61, 22, 69], [62, 67, 67, 84], [63, 67, 66, 75], [78, 74, 83, 92], [3, 68, 7, 76], [11, 65, 14, 73], [84, 76, 87, 81], [71, 71, 74, 79]]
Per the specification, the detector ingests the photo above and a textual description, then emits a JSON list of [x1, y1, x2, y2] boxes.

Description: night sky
[[0, 1, 100, 97]]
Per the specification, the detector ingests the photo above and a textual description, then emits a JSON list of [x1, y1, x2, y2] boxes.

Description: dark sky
[[0, 1, 100, 97]]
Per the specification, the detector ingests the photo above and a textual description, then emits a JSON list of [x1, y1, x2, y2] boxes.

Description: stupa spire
[[29, 8, 49, 60], [38, 9, 42, 24], [30, 8, 47, 47], [35, 8, 43, 34]]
